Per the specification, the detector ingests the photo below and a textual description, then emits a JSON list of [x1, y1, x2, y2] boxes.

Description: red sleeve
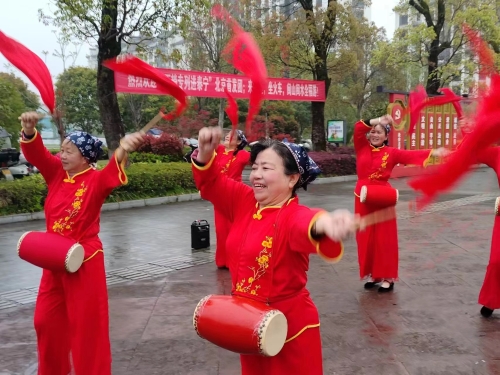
[[288, 207, 343, 263], [20, 129, 62, 185], [391, 148, 432, 167], [192, 150, 254, 222], [353, 120, 371, 152], [476, 147, 500, 168], [239, 150, 251, 165], [98, 154, 128, 197]]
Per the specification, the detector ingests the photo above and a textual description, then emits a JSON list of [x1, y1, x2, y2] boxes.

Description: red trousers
[[479, 216, 500, 309], [240, 327, 323, 375], [355, 197, 399, 280], [214, 208, 231, 268], [34, 252, 111, 375]]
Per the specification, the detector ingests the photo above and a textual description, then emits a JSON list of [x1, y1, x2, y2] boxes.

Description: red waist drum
[[360, 185, 399, 209], [17, 231, 85, 273], [193, 294, 288, 357]]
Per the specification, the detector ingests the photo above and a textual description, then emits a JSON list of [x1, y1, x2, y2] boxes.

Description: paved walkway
[[1, 168, 500, 374]]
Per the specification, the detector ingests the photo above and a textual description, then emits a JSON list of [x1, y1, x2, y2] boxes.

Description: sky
[[0, 0, 400, 94]]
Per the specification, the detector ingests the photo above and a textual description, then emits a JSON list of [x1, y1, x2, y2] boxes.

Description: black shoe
[[480, 306, 494, 318], [364, 281, 379, 289], [378, 282, 394, 293]]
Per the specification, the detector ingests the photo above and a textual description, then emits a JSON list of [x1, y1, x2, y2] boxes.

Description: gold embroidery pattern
[[235, 236, 273, 296], [52, 183, 87, 234], [220, 156, 236, 175], [368, 152, 389, 181]]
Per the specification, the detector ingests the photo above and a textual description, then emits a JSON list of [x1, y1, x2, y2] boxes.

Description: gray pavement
[[1, 168, 500, 374]]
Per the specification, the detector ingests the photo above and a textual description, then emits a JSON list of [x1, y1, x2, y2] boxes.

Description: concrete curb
[[0, 175, 359, 225]]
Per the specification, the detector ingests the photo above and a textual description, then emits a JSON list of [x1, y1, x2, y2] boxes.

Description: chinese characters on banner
[[113, 68, 326, 102]]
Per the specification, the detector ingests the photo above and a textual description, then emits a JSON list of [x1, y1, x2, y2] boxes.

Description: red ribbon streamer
[[211, 4, 267, 135], [103, 55, 187, 121], [0, 31, 55, 113], [408, 74, 500, 208]]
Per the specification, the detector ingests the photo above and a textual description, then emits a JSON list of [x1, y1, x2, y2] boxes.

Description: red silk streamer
[[408, 74, 500, 209], [0, 31, 55, 113], [463, 23, 497, 76], [224, 89, 239, 142], [211, 4, 268, 135], [103, 55, 187, 121], [407, 85, 462, 136]]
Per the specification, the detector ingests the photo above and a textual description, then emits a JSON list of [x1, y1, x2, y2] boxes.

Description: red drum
[[193, 294, 288, 357], [360, 185, 399, 209], [17, 231, 85, 273], [495, 197, 500, 216]]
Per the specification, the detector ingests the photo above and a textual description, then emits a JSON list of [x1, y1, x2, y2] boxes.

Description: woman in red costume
[[214, 129, 250, 268], [354, 114, 449, 292], [19, 111, 145, 375], [192, 126, 356, 375], [457, 121, 500, 317]]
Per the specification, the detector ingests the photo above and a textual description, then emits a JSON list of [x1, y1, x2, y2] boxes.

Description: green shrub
[[107, 162, 197, 202], [0, 162, 197, 215], [0, 174, 47, 215], [128, 152, 172, 164]]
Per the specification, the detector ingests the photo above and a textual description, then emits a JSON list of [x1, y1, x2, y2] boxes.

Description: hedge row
[[0, 162, 197, 216], [309, 150, 356, 177]]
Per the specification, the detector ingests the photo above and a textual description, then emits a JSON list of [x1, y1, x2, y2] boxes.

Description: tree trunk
[[426, 39, 441, 95], [97, 0, 124, 154], [311, 60, 330, 151]]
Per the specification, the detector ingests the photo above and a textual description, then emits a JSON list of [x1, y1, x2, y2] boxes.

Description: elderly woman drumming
[[19, 111, 145, 375], [192, 126, 356, 375]]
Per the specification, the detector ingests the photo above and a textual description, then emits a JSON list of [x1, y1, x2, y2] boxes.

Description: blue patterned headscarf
[[65, 131, 103, 164], [282, 142, 321, 190]]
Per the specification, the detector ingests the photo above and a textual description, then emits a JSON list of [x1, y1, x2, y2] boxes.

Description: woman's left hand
[[315, 209, 357, 242], [120, 132, 147, 153]]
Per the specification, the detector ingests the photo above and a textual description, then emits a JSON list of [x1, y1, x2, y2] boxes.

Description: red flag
[[103, 55, 187, 121], [212, 4, 267, 135], [0, 31, 55, 113]]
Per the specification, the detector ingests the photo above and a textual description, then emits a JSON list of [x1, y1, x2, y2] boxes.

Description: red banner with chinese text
[[113, 68, 326, 102]]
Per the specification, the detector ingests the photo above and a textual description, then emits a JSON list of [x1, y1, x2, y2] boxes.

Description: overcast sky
[[0, 0, 399, 93]]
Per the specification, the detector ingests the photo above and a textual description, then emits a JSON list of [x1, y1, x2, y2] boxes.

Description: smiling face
[[369, 124, 388, 147], [60, 139, 89, 174], [249, 147, 300, 207]]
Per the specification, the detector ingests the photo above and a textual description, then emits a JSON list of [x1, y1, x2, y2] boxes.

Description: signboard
[[327, 120, 345, 143], [114, 68, 326, 102]]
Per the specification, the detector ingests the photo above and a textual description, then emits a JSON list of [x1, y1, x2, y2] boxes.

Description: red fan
[[408, 74, 500, 208], [0, 31, 55, 113], [212, 4, 268, 135], [103, 55, 187, 121]]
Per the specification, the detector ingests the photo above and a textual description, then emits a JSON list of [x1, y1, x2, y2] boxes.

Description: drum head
[[360, 185, 368, 202], [259, 311, 288, 357], [66, 244, 85, 273]]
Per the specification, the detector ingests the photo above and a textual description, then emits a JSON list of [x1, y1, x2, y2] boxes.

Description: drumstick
[[139, 111, 164, 134], [355, 206, 397, 231]]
